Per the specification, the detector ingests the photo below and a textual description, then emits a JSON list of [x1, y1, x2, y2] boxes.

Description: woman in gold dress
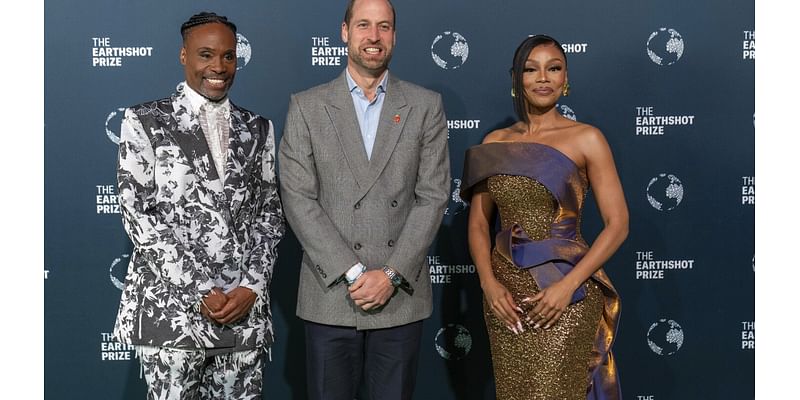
[[461, 35, 628, 400]]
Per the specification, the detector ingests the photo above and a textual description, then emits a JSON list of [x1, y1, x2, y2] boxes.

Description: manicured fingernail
[[544, 325, 551, 330], [516, 321, 524, 333], [516, 307, 524, 313], [507, 325, 515, 333], [534, 323, 541, 330]]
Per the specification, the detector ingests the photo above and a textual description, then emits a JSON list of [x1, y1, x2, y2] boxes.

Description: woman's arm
[[526, 127, 629, 329], [469, 189, 525, 334]]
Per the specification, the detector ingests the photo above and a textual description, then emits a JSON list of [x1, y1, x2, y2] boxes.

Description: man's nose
[[367, 25, 380, 41], [210, 56, 227, 72]]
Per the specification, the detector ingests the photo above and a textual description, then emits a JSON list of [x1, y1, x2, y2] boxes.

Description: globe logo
[[434, 324, 472, 360], [556, 104, 577, 121], [647, 28, 685, 66], [104, 107, 127, 145], [445, 178, 469, 216], [109, 253, 130, 290], [236, 33, 252, 70], [431, 32, 469, 70], [646, 173, 684, 211], [647, 318, 684, 355]]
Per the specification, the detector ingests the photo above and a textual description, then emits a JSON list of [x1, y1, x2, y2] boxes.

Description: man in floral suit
[[112, 11, 284, 399]]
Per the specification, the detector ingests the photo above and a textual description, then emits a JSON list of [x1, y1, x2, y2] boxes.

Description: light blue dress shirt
[[346, 69, 388, 160]]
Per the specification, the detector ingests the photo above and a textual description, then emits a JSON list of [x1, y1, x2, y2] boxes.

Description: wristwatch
[[382, 265, 402, 287]]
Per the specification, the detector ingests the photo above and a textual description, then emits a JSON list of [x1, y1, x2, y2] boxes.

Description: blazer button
[[354, 243, 362, 250], [388, 240, 395, 247], [354, 202, 361, 209], [391, 200, 398, 207]]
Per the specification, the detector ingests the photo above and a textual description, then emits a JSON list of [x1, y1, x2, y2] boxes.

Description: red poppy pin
[[393, 114, 401, 124]]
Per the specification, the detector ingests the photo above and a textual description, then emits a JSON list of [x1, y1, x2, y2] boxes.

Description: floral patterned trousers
[[136, 345, 264, 400]]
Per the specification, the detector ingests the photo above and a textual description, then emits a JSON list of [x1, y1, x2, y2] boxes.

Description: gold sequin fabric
[[486, 175, 604, 400]]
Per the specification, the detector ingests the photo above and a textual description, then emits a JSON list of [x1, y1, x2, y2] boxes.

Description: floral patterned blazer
[[112, 82, 284, 352]]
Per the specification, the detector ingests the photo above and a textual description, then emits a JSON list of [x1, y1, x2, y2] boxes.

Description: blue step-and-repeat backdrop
[[44, 0, 754, 398]]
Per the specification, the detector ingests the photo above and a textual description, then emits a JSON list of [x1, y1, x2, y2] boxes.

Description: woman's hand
[[483, 279, 525, 334], [521, 279, 577, 330]]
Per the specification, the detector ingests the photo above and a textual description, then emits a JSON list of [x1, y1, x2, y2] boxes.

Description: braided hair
[[180, 12, 237, 42]]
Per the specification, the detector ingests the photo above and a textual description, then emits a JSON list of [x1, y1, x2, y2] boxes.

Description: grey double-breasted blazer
[[113, 82, 285, 351], [278, 71, 450, 329]]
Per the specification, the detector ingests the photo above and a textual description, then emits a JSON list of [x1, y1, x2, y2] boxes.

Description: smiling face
[[521, 43, 568, 111], [180, 22, 237, 102], [342, 0, 396, 77]]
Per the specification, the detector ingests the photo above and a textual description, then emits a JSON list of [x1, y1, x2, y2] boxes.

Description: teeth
[[206, 78, 224, 84], [364, 48, 380, 54]]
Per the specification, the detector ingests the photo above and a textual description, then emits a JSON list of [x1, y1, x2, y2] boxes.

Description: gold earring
[[511, 87, 516, 98], [562, 82, 570, 97]]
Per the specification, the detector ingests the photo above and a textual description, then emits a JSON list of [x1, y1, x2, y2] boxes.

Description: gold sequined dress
[[460, 142, 621, 400]]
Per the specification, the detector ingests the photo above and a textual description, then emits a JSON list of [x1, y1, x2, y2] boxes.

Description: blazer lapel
[[362, 74, 408, 195], [223, 104, 257, 219], [325, 72, 371, 189]]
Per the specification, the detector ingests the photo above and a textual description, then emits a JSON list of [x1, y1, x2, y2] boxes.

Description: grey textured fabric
[[279, 71, 450, 330]]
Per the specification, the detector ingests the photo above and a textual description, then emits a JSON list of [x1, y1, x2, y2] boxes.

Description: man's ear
[[341, 22, 349, 44]]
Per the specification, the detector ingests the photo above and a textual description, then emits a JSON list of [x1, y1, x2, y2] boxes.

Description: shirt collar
[[182, 81, 230, 114], [345, 69, 389, 96]]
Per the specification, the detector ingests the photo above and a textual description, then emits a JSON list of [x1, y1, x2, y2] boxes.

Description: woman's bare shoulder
[[561, 120, 606, 146], [482, 122, 526, 144]]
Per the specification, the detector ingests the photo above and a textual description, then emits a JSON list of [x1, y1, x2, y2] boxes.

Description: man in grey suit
[[278, 0, 449, 398]]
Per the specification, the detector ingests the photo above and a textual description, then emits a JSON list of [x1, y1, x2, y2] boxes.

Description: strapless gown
[[460, 142, 621, 400]]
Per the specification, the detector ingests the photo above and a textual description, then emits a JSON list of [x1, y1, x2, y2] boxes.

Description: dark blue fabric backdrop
[[44, 1, 754, 398]]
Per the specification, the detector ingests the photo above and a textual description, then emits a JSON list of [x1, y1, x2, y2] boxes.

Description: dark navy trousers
[[304, 320, 424, 400]]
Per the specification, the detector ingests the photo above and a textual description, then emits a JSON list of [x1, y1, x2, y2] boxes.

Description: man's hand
[[209, 287, 257, 325], [200, 287, 228, 320], [348, 270, 394, 311]]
